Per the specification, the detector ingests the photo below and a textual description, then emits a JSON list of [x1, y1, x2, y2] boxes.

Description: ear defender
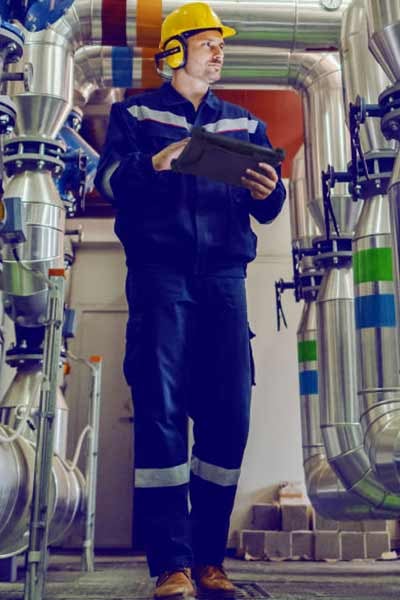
[[154, 35, 187, 71]]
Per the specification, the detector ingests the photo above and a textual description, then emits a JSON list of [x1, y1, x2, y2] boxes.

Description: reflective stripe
[[191, 456, 240, 486], [101, 160, 120, 200], [127, 105, 191, 130], [135, 462, 189, 488], [203, 117, 258, 134]]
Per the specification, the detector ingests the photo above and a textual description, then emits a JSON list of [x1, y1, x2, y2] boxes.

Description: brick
[[252, 503, 281, 530], [365, 532, 390, 559], [315, 531, 341, 561], [291, 531, 315, 560], [240, 530, 265, 559], [264, 531, 291, 560], [340, 532, 366, 560], [312, 511, 338, 531], [362, 520, 388, 532], [281, 504, 310, 532], [338, 520, 364, 532]]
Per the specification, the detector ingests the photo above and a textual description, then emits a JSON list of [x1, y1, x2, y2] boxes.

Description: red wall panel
[[215, 90, 304, 179]]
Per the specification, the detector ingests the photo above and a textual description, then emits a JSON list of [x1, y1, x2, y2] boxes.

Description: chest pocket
[[139, 120, 190, 154]]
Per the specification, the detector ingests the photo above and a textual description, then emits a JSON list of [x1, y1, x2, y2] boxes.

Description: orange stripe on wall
[[137, 0, 162, 48]]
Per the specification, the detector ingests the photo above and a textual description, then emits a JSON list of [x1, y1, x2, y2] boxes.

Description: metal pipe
[[0, 366, 69, 460], [291, 145, 396, 518], [341, 0, 400, 494], [366, 0, 400, 84], [298, 298, 383, 518], [54, 0, 352, 53], [316, 259, 400, 514]]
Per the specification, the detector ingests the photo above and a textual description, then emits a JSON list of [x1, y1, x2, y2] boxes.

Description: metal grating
[[233, 581, 272, 598]]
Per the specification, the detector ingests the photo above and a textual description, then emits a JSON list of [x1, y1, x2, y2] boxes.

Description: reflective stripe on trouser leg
[[188, 276, 252, 565], [125, 272, 197, 576]]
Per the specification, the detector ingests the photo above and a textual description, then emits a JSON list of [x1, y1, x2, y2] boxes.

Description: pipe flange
[[349, 150, 397, 199], [299, 271, 324, 300], [379, 83, 400, 141], [0, 24, 24, 63], [4, 137, 66, 176], [5, 352, 43, 367], [313, 237, 352, 268], [0, 95, 16, 134]]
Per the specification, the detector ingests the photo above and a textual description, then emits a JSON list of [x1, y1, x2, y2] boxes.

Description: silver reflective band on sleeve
[[203, 118, 258, 134], [101, 161, 121, 200], [135, 462, 189, 488], [128, 105, 191, 131], [191, 456, 241, 487]]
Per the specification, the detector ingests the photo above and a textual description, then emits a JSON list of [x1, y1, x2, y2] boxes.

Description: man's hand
[[152, 138, 190, 171], [241, 162, 278, 200]]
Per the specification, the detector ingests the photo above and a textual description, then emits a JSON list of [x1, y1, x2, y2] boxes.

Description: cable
[[65, 424, 93, 472], [0, 377, 42, 443]]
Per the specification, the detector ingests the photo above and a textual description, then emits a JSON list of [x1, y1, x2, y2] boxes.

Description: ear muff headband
[[154, 35, 187, 70]]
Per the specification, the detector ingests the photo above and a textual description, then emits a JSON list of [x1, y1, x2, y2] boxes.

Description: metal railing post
[[23, 269, 65, 600]]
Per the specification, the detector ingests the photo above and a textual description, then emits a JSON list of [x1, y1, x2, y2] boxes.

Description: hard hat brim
[[159, 24, 237, 49]]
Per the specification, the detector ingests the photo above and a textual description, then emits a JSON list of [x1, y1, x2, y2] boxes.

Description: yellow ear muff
[[164, 36, 187, 69]]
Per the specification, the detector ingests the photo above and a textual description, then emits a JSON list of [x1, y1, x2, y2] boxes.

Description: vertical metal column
[[23, 269, 65, 600], [82, 355, 102, 572]]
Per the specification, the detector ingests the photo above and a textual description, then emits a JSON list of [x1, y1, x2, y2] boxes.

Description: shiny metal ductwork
[[53, 0, 351, 53], [291, 145, 399, 518], [4, 27, 73, 328], [0, 20, 83, 562], [0, 424, 83, 559], [0, 366, 68, 459], [341, 0, 400, 493]]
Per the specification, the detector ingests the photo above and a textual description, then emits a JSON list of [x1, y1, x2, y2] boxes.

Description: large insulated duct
[[291, 145, 399, 518], [4, 26, 74, 327], [341, 0, 400, 493], [53, 0, 352, 53], [366, 1, 400, 84], [0, 425, 83, 558]]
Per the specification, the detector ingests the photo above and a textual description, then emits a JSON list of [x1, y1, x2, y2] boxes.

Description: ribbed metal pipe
[[298, 298, 388, 518], [0, 425, 83, 558], [316, 261, 400, 514], [54, 0, 351, 52], [340, 0, 400, 493]]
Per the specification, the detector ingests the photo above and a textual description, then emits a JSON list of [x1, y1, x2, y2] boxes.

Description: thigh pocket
[[248, 325, 256, 386]]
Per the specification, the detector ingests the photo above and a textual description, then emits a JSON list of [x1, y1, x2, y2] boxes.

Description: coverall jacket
[[95, 82, 286, 576]]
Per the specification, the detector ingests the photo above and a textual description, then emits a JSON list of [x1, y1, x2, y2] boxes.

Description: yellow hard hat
[[159, 2, 236, 49]]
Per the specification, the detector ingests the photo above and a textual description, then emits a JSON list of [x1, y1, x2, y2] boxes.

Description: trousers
[[124, 269, 254, 576]]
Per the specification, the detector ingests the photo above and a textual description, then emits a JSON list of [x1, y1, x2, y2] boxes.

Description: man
[[95, 2, 286, 598]]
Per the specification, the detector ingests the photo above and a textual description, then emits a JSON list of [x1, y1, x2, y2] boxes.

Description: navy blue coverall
[[94, 82, 286, 576]]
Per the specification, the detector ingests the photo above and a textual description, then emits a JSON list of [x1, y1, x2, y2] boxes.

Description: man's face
[[184, 30, 225, 84]]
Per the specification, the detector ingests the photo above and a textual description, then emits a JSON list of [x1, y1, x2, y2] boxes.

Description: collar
[[161, 82, 220, 110]]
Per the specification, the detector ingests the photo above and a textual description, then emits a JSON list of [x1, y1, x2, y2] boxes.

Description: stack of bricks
[[238, 503, 392, 561]]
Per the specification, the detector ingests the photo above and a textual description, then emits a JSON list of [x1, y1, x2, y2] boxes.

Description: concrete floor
[[0, 554, 400, 599]]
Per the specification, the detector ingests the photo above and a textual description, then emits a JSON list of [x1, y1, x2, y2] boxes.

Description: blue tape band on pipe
[[355, 294, 396, 329], [112, 46, 134, 88], [299, 370, 318, 395]]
